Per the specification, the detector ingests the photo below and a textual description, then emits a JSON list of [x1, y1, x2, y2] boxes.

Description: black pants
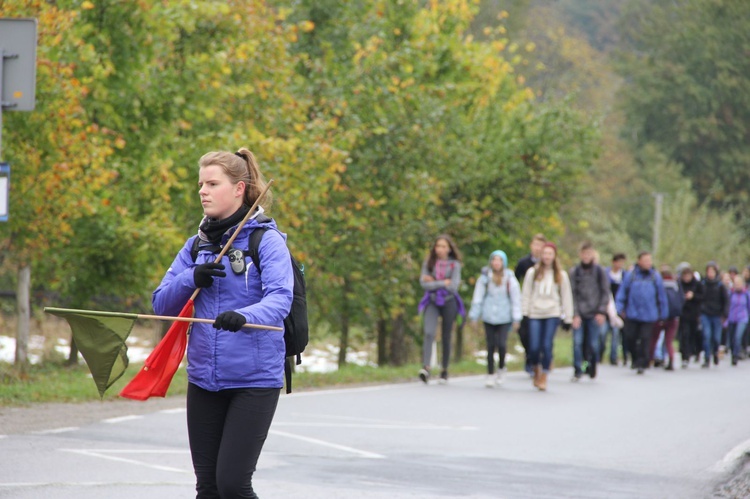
[[484, 322, 512, 374], [625, 319, 654, 370], [422, 299, 458, 371], [678, 317, 700, 362], [187, 383, 280, 499], [519, 316, 531, 371]]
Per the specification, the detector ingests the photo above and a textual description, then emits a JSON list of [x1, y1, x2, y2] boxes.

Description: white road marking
[[59, 448, 190, 473], [269, 429, 386, 459], [0, 481, 192, 488], [102, 415, 144, 424], [708, 437, 750, 473], [273, 421, 477, 430], [32, 427, 78, 434], [159, 408, 186, 414]]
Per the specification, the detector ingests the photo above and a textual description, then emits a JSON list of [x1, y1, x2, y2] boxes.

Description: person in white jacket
[[469, 250, 522, 387], [522, 243, 574, 391]]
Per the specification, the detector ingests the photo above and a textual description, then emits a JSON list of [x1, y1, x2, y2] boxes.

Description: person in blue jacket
[[615, 251, 669, 375], [153, 148, 293, 499]]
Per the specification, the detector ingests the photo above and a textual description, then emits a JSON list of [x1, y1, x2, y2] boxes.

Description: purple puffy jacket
[[152, 218, 293, 391]]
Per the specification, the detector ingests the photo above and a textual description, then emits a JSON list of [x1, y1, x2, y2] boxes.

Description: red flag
[[119, 300, 194, 401]]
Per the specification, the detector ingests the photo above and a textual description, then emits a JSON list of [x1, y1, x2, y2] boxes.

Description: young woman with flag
[[152, 148, 293, 499]]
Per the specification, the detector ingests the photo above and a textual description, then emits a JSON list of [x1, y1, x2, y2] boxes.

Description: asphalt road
[[1, 361, 749, 498]]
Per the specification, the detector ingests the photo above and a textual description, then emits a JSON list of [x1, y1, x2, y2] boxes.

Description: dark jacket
[[569, 263, 610, 319], [701, 278, 728, 317], [515, 254, 537, 285], [680, 277, 704, 321]]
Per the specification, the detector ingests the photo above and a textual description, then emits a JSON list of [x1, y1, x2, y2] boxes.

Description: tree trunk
[[15, 265, 31, 373], [376, 317, 388, 366], [337, 278, 351, 368], [390, 314, 406, 366]]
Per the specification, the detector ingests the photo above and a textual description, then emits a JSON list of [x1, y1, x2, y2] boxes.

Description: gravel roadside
[[0, 396, 186, 435]]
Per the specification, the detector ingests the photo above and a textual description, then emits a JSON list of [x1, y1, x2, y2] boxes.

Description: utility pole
[[652, 192, 664, 259]]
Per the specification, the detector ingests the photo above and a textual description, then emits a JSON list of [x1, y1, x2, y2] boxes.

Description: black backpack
[[190, 218, 309, 394], [664, 283, 685, 319]]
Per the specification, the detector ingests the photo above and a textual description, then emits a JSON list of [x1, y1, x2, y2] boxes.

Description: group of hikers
[[418, 233, 750, 391]]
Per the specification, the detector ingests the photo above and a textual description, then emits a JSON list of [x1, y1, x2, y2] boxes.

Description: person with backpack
[[469, 250, 522, 387], [603, 253, 629, 366], [152, 148, 294, 499], [700, 261, 729, 368], [726, 275, 750, 366], [568, 241, 610, 381], [418, 234, 464, 384], [649, 266, 683, 371], [514, 233, 547, 377], [521, 242, 573, 391], [677, 265, 704, 368], [615, 251, 669, 375]]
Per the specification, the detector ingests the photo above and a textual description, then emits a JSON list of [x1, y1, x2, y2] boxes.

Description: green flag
[[46, 308, 136, 398]]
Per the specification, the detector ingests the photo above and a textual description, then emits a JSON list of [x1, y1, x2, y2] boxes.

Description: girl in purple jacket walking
[[727, 276, 750, 366], [418, 235, 464, 384], [153, 148, 294, 499]]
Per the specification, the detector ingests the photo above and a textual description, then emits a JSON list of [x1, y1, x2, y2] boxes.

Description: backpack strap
[[246, 214, 273, 272], [190, 236, 223, 263]]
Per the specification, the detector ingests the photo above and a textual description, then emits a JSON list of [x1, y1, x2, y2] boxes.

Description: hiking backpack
[[190, 218, 309, 394]]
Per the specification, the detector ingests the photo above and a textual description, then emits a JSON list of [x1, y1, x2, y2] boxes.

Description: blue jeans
[[528, 317, 560, 373], [601, 322, 620, 364], [731, 322, 748, 360], [573, 318, 602, 374], [700, 314, 723, 362]]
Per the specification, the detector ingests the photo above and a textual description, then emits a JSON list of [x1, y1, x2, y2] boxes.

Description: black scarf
[[198, 204, 250, 245]]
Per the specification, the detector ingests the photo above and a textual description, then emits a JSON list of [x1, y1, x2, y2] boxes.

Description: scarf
[[198, 204, 250, 245]]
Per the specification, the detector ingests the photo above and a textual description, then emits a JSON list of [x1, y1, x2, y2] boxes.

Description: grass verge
[[0, 331, 574, 407]]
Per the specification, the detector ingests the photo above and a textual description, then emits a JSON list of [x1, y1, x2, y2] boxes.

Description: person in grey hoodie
[[469, 250, 522, 387], [418, 234, 464, 384], [569, 241, 611, 381]]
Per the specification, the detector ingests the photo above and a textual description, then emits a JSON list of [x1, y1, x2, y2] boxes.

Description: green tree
[[618, 0, 750, 209]]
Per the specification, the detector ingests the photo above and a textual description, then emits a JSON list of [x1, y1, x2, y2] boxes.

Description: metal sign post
[[0, 17, 38, 221]]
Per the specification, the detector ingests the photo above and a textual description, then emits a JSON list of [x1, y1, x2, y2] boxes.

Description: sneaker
[[495, 370, 505, 385], [589, 361, 597, 379], [485, 375, 494, 388], [713, 354, 719, 366], [571, 371, 582, 382], [732, 358, 738, 366], [418, 368, 430, 384], [637, 367, 645, 375], [439, 370, 448, 384]]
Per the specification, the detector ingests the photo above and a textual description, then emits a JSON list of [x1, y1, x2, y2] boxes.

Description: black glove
[[561, 322, 572, 332], [213, 311, 246, 332], [194, 262, 226, 288]]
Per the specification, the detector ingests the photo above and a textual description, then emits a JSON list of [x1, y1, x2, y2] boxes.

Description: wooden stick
[[44, 307, 283, 331], [136, 314, 282, 331], [190, 179, 275, 301]]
